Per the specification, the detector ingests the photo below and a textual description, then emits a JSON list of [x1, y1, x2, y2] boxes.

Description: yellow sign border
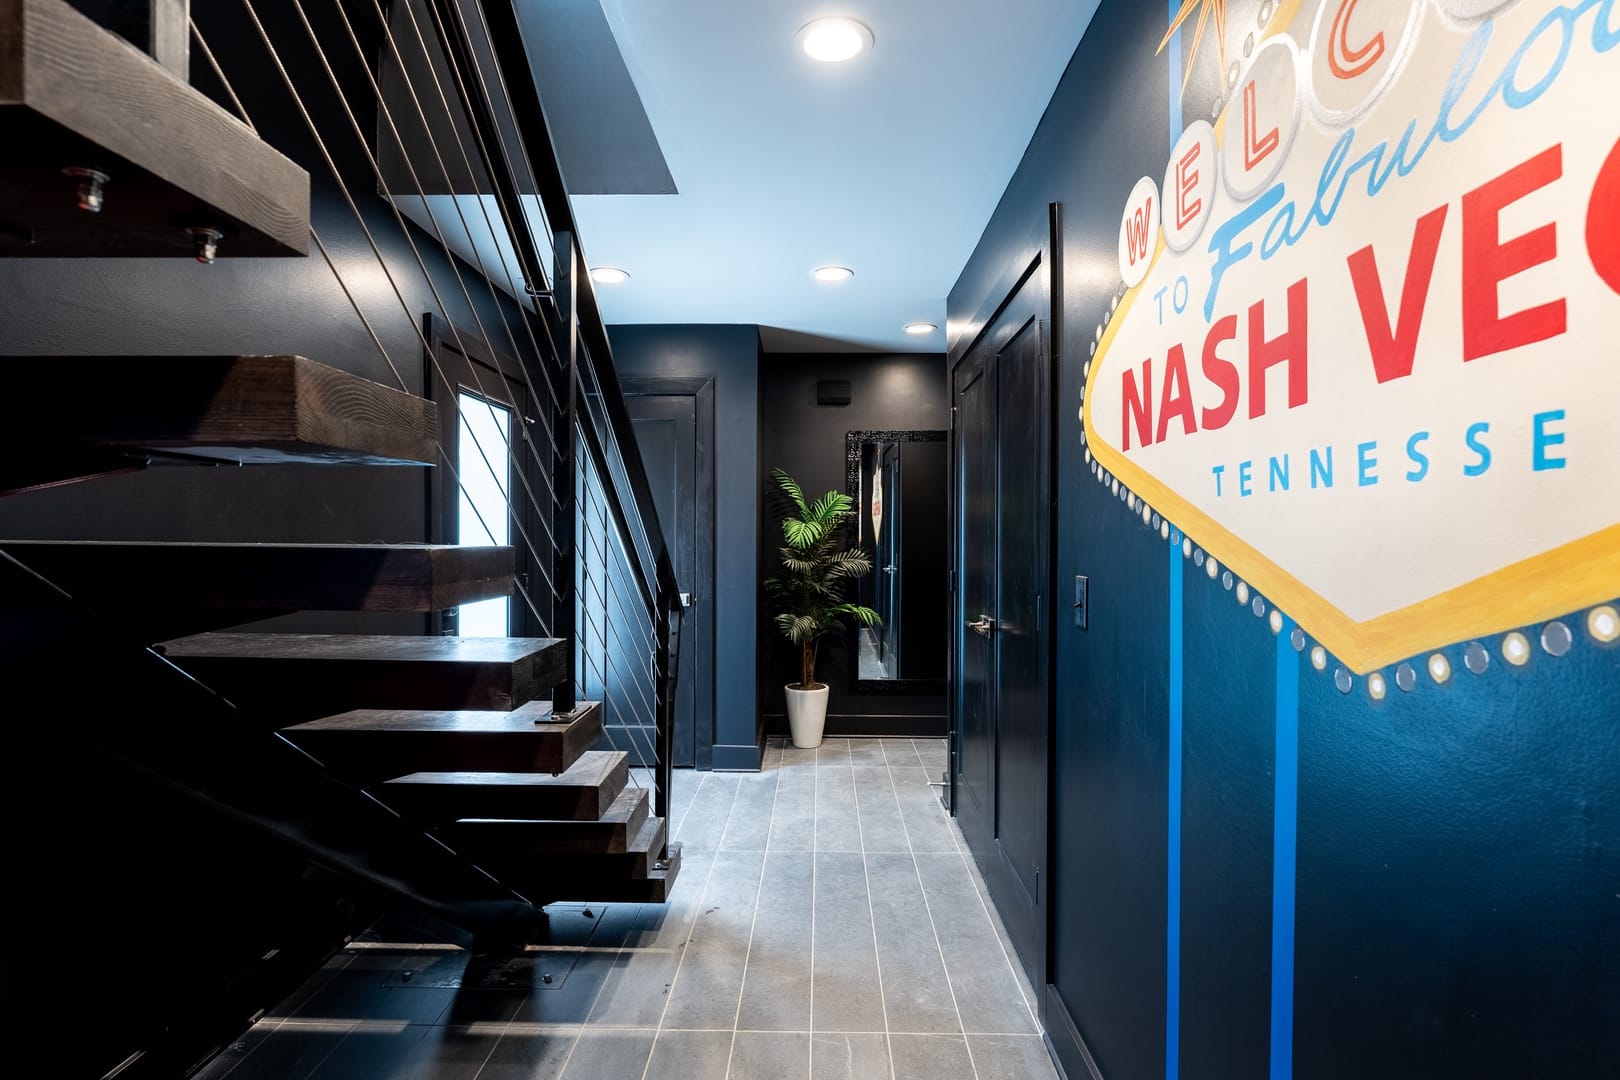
[[1082, 241, 1620, 674]]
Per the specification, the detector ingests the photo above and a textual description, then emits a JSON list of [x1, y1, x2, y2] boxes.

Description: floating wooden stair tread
[[382, 749, 628, 821], [162, 633, 571, 716], [282, 700, 601, 783], [445, 786, 651, 856], [0, 0, 308, 257], [0, 355, 438, 467], [499, 814, 669, 886], [0, 542, 513, 612], [555, 842, 683, 904]]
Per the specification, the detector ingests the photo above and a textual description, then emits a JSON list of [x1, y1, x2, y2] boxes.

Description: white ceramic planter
[[785, 683, 830, 748]]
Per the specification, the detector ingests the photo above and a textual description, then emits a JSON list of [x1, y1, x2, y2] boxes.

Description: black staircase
[[0, 2, 685, 1076]]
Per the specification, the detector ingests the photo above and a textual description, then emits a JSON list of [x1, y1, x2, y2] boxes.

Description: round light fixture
[[904, 322, 938, 335], [798, 17, 873, 63], [590, 267, 630, 285], [813, 265, 854, 283]]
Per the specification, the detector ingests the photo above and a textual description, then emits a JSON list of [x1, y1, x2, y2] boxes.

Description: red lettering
[[1156, 344, 1198, 443], [1122, 359, 1154, 452], [1126, 198, 1155, 266], [1175, 144, 1202, 231], [1462, 143, 1566, 361], [1328, 0, 1384, 81], [1243, 80, 1280, 172], [1248, 279, 1309, 420], [1588, 135, 1620, 295], [1348, 204, 1448, 384], [1200, 315, 1241, 431]]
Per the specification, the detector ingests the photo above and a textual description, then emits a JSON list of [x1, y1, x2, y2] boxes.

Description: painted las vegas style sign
[[1085, 0, 1620, 673]]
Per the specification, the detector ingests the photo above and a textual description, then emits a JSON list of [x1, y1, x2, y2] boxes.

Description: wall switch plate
[[1074, 574, 1088, 629]]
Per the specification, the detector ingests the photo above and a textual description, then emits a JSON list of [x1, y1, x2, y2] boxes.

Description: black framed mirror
[[846, 430, 948, 694]]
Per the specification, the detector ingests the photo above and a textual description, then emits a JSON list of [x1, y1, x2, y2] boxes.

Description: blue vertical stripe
[[1172, 8, 1185, 1080], [1167, 541, 1183, 1080], [1165, 9, 1183, 1080], [1271, 626, 1299, 1080]]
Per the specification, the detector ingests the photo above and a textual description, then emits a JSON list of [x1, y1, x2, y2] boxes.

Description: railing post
[[653, 586, 674, 828], [551, 232, 579, 716]]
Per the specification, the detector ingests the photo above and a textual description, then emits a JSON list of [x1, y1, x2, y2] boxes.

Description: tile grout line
[[640, 771, 754, 1080], [852, 752, 899, 1080], [808, 747, 819, 1078], [898, 756, 984, 1080], [599, 767, 741, 1080], [725, 764, 774, 1075]]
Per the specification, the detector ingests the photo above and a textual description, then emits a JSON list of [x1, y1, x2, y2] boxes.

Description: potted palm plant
[[765, 467, 881, 748]]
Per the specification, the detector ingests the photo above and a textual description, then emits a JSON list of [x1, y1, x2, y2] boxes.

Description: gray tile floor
[[201, 738, 1058, 1080]]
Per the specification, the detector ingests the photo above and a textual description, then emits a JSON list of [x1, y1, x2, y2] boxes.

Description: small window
[[456, 391, 511, 637]]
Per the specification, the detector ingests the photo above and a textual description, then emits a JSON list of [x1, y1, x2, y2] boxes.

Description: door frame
[[622, 376, 717, 771], [947, 205, 1061, 997]]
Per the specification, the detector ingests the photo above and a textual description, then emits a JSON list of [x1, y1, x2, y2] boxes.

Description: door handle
[[966, 615, 995, 637], [883, 565, 897, 574]]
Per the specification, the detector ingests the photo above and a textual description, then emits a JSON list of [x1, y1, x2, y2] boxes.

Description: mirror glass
[[847, 431, 948, 689]]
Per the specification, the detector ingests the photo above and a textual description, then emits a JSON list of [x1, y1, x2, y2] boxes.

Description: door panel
[[957, 357, 995, 825], [953, 264, 1050, 989], [628, 395, 698, 767], [995, 314, 1048, 911]]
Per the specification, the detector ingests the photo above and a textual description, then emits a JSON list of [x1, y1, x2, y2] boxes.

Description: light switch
[[1074, 574, 1089, 630]]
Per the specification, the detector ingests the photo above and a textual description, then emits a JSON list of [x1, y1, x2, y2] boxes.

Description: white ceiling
[[564, 0, 1101, 352]]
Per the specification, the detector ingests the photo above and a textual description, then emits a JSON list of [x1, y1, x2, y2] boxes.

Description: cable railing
[[190, 0, 680, 832]]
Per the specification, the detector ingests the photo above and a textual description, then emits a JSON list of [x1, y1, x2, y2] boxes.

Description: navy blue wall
[[757, 352, 949, 738], [949, 2, 1620, 1078], [607, 324, 763, 770]]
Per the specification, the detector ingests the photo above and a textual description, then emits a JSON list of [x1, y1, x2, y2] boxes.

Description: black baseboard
[[761, 713, 948, 738], [711, 740, 763, 771], [1044, 983, 1105, 1080]]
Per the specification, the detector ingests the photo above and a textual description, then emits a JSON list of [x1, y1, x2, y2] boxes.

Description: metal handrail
[[424, 0, 681, 823]]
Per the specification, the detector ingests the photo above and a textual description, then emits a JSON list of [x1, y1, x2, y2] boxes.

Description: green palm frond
[[765, 468, 883, 678]]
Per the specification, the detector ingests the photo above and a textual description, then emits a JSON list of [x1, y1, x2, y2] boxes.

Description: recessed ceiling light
[[798, 17, 873, 63], [904, 322, 937, 335], [590, 267, 629, 285], [813, 265, 854, 283]]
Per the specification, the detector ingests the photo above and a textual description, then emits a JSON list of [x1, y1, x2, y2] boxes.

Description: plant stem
[[802, 639, 815, 690]]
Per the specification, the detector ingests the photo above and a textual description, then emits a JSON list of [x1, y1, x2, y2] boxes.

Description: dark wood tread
[[552, 842, 683, 904], [501, 815, 668, 886], [0, 0, 309, 258], [444, 786, 651, 856], [0, 542, 512, 612], [381, 749, 628, 821], [0, 355, 436, 467], [159, 633, 570, 716]]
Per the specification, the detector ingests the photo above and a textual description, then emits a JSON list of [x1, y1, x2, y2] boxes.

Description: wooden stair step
[[444, 786, 651, 856], [160, 634, 570, 718], [499, 814, 668, 887], [553, 842, 683, 904], [0, 542, 512, 612], [381, 749, 628, 822], [0, 0, 309, 258], [0, 355, 437, 467]]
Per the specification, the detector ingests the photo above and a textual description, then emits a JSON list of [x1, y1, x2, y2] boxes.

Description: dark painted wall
[[949, 2, 1620, 1079], [0, 6, 551, 1071], [758, 352, 948, 737], [607, 324, 762, 770]]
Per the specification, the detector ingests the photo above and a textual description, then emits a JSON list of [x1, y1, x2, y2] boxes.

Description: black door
[[954, 266, 1050, 986], [625, 383, 714, 769]]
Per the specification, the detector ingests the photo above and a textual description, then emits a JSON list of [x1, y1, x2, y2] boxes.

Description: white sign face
[[1118, 175, 1162, 288], [1086, 0, 1620, 672], [1163, 121, 1218, 253]]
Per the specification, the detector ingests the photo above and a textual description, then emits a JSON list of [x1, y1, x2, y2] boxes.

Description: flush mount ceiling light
[[589, 266, 629, 285], [904, 322, 937, 335], [813, 265, 854, 283], [798, 17, 873, 63]]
